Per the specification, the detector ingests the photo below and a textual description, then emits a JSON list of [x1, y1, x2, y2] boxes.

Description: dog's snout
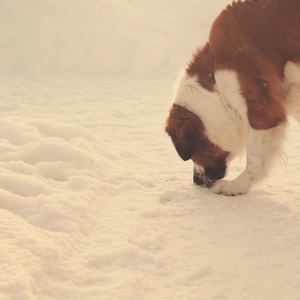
[[204, 165, 226, 181], [193, 162, 226, 188], [193, 172, 214, 188], [193, 174, 204, 186]]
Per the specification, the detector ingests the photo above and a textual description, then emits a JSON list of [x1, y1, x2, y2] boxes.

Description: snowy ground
[[1, 1, 300, 300]]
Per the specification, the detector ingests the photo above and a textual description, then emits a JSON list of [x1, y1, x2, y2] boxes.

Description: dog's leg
[[212, 122, 286, 196], [213, 69, 287, 195]]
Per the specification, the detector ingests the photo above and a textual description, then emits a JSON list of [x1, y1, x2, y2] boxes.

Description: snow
[[1, 1, 300, 299]]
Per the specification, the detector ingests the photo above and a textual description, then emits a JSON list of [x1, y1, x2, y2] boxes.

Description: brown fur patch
[[186, 0, 300, 129], [186, 44, 215, 92]]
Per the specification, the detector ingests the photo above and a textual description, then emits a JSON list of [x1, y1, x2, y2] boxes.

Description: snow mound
[[0, 116, 112, 233], [1, 75, 300, 300]]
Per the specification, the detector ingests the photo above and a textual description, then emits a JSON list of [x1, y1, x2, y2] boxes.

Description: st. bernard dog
[[165, 0, 300, 196]]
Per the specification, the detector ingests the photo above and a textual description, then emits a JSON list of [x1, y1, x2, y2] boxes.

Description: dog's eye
[[208, 73, 214, 81]]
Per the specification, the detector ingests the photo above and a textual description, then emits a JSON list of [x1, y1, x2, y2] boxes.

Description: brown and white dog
[[165, 0, 300, 196]]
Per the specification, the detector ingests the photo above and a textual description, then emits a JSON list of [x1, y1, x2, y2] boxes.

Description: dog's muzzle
[[193, 163, 226, 188], [193, 164, 214, 188], [193, 172, 214, 188]]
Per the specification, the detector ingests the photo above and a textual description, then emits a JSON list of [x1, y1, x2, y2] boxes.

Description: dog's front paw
[[211, 179, 249, 196]]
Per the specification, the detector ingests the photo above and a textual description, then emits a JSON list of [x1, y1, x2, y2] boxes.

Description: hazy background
[[0, 0, 230, 76]]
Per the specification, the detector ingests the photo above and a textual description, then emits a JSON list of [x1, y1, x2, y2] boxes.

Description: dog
[[165, 0, 300, 196]]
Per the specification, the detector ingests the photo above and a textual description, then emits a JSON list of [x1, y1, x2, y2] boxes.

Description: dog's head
[[165, 43, 245, 188], [165, 104, 229, 188]]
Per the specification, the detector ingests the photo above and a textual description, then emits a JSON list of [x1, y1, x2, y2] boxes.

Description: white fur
[[212, 123, 286, 195], [283, 62, 300, 123], [174, 72, 246, 160], [284, 62, 300, 85], [173, 66, 298, 195], [213, 70, 288, 195]]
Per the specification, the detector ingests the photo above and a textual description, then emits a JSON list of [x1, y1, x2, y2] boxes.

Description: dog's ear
[[165, 105, 199, 161], [169, 124, 195, 161]]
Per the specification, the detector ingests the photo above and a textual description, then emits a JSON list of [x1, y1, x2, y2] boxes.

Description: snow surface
[[1, 1, 300, 299]]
